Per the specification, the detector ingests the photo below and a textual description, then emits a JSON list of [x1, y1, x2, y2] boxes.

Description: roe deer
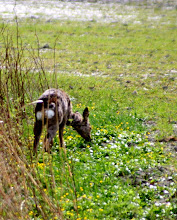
[[33, 88, 91, 154]]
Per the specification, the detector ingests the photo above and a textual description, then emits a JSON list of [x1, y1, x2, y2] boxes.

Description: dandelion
[[89, 182, 94, 187], [29, 211, 33, 216], [99, 208, 103, 212], [76, 103, 82, 108], [80, 187, 84, 191], [67, 136, 73, 140], [82, 194, 87, 198], [96, 195, 100, 198], [99, 180, 103, 183], [37, 162, 45, 169], [66, 211, 74, 216]]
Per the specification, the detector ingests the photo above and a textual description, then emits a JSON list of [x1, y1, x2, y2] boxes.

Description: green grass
[[1, 8, 176, 137], [0, 3, 177, 220], [34, 124, 175, 219], [26, 74, 176, 219]]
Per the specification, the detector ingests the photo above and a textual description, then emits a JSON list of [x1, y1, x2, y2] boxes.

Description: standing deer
[[33, 88, 91, 154]]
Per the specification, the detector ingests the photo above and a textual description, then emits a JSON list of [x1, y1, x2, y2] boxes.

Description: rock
[[169, 77, 175, 81], [69, 85, 74, 89], [159, 136, 177, 142], [132, 90, 138, 95], [30, 15, 39, 19], [162, 86, 168, 90], [42, 44, 50, 49]]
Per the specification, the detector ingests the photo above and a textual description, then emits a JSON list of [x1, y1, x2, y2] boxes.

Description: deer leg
[[59, 122, 65, 148], [33, 120, 43, 155], [44, 124, 58, 153]]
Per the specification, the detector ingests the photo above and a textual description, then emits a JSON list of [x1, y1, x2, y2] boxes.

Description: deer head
[[70, 107, 91, 141]]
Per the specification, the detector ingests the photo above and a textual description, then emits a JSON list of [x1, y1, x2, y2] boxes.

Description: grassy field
[[0, 2, 177, 219]]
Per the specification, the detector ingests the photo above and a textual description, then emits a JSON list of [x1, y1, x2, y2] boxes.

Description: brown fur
[[33, 88, 91, 154]]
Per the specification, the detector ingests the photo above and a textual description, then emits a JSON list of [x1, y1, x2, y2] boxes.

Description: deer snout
[[81, 132, 91, 142], [85, 135, 91, 142]]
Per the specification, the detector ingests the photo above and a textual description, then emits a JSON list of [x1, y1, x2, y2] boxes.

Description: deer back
[[35, 88, 72, 125]]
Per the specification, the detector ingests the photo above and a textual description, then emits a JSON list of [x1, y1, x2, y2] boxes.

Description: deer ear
[[83, 107, 89, 121]]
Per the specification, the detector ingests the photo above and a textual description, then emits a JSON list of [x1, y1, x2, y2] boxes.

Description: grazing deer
[[33, 88, 91, 154]]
